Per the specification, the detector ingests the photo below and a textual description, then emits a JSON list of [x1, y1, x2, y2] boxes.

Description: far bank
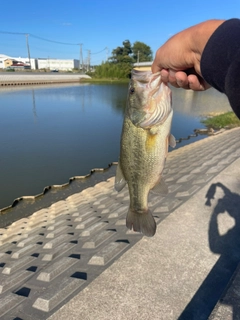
[[0, 73, 91, 86]]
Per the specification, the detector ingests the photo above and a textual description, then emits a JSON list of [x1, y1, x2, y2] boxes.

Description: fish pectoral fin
[[151, 177, 168, 195], [169, 134, 176, 148], [114, 163, 127, 192], [149, 126, 159, 135]]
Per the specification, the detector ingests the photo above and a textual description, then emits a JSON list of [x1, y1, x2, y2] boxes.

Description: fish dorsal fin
[[151, 177, 168, 196], [169, 134, 176, 148], [114, 163, 127, 192]]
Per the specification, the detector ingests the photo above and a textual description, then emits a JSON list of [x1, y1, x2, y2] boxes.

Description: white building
[[37, 58, 79, 71], [0, 54, 79, 71], [0, 54, 37, 69], [0, 54, 9, 69], [133, 61, 153, 70], [15, 56, 37, 69]]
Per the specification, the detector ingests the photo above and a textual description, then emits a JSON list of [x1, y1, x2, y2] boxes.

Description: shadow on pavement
[[178, 182, 240, 320]]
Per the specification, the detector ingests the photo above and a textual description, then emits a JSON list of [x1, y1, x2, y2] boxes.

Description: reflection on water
[[0, 83, 231, 210], [172, 86, 230, 116]]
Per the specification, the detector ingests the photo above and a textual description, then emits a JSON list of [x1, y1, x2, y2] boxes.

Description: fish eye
[[130, 87, 135, 94]]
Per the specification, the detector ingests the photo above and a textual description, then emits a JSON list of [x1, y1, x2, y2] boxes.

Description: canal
[[0, 83, 231, 210]]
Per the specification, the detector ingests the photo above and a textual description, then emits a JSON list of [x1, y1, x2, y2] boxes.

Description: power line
[[0, 30, 79, 45], [0, 30, 26, 35], [0, 30, 108, 66], [29, 34, 78, 46], [0, 30, 108, 51], [91, 47, 107, 55]]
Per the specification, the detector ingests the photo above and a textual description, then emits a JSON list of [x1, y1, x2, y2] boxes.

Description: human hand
[[152, 20, 225, 91]]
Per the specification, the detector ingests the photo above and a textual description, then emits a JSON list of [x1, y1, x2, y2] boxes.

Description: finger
[[168, 70, 182, 88], [160, 69, 182, 88], [188, 74, 206, 91], [175, 71, 190, 89], [160, 69, 170, 83], [151, 61, 162, 73]]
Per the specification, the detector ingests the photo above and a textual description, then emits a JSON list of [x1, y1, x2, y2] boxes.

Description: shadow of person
[[178, 182, 240, 320]]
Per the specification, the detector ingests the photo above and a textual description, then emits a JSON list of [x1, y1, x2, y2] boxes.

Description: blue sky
[[1, 0, 240, 65]]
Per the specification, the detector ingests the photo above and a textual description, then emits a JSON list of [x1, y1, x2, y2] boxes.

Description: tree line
[[91, 40, 152, 79]]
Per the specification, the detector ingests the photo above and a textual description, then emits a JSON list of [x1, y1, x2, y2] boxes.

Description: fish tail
[[126, 208, 156, 237]]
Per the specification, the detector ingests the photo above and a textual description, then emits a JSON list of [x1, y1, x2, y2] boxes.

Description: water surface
[[0, 83, 231, 209]]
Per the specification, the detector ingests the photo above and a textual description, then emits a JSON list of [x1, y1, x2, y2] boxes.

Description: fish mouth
[[131, 69, 161, 86]]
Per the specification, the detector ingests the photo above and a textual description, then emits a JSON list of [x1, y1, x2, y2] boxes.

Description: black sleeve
[[200, 19, 240, 118]]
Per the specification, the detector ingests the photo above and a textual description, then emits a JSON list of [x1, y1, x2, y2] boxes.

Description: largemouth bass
[[115, 70, 175, 237]]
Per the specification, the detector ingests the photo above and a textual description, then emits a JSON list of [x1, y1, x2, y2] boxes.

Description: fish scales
[[115, 70, 175, 237]]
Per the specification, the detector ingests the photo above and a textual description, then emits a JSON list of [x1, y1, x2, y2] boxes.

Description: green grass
[[201, 112, 240, 129]]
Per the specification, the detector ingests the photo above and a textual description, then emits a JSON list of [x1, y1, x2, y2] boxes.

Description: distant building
[[0, 54, 37, 69], [133, 61, 152, 71], [4, 58, 13, 68], [37, 58, 79, 71], [14, 56, 37, 69], [0, 54, 79, 71]]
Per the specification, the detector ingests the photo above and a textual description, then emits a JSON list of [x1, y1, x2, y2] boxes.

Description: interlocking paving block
[[168, 184, 182, 193], [148, 195, 164, 207], [6, 218, 29, 233], [25, 216, 49, 230], [73, 209, 94, 222], [42, 242, 76, 261], [88, 241, 129, 266], [154, 198, 183, 213], [0, 270, 33, 293], [37, 257, 79, 282], [165, 173, 182, 182], [190, 167, 205, 174], [2, 256, 37, 275], [82, 230, 116, 249], [79, 221, 108, 237], [75, 216, 100, 229], [0, 243, 17, 256], [206, 165, 226, 174], [17, 234, 43, 247], [45, 225, 71, 239], [115, 205, 129, 214], [0, 233, 28, 246], [115, 219, 126, 226], [32, 277, 85, 312], [175, 185, 201, 197], [11, 244, 40, 259], [43, 234, 73, 249], [46, 219, 65, 230], [0, 293, 25, 317], [192, 173, 215, 184], [0, 128, 240, 319], [107, 212, 119, 219], [126, 229, 142, 235], [176, 174, 194, 183]]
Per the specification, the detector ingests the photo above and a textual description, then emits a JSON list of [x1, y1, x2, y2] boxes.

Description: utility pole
[[137, 50, 140, 65], [106, 47, 109, 62], [79, 43, 83, 71], [25, 34, 32, 69], [87, 50, 91, 71]]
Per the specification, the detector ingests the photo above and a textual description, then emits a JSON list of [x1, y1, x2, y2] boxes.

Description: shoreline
[[0, 73, 91, 86], [0, 73, 129, 87]]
